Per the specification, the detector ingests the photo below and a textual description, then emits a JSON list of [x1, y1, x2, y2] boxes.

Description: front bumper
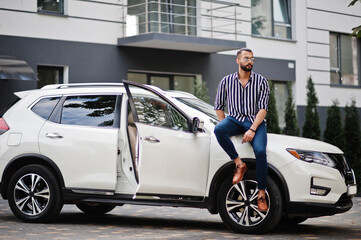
[[286, 193, 353, 217]]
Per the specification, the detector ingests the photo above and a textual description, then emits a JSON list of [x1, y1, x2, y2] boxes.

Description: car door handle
[[45, 133, 63, 139], [144, 136, 160, 143]]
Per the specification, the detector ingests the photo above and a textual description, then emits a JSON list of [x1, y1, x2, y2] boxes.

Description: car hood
[[267, 133, 343, 154]]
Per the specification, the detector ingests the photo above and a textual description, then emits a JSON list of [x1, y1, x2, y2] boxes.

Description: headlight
[[286, 148, 337, 168]]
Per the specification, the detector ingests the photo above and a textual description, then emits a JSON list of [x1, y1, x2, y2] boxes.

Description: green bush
[[283, 81, 299, 136], [266, 81, 281, 134], [323, 99, 344, 150], [194, 81, 210, 103], [344, 98, 361, 193], [302, 77, 321, 140]]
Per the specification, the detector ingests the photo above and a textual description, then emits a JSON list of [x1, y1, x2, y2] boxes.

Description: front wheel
[[7, 164, 63, 222], [217, 170, 283, 234]]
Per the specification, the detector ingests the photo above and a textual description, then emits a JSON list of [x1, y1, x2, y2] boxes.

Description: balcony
[[118, 0, 248, 53]]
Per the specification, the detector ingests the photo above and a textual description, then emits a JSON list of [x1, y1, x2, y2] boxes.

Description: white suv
[[0, 81, 357, 234]]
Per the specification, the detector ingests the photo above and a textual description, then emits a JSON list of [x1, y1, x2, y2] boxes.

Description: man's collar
[[235, 71, 254, 81]]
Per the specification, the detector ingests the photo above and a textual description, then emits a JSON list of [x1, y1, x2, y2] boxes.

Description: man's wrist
[[249, 128, 256, 133]]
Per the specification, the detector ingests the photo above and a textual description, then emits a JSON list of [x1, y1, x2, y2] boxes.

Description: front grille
[[327, 154, 355, 185]]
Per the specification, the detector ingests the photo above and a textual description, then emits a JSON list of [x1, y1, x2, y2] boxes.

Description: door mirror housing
[[191, 117, 204, 133]]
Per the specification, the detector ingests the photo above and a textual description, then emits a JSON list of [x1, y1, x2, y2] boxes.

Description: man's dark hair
[[237, 48, 253, 57]]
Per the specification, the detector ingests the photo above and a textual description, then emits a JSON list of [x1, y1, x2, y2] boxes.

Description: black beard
[[241, 64, 253, 72]]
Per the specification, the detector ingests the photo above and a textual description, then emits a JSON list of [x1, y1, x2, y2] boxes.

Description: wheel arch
[[1, 153, 65, 199], [207, 158, 290, 214]]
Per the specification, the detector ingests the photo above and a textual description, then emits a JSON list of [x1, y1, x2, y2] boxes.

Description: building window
[[37, 66, 64, 89], [127, 0, 197, 36], [330, 33, 359, 86], [38, 0, 64, 14], [273, 81, 288, 129], [127, 71, 196, 93], [251, 0, 291, 39]]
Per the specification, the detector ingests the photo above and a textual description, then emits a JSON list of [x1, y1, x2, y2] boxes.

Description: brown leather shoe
[[257, 196, 268, 212], [232, 163, 247, 184]]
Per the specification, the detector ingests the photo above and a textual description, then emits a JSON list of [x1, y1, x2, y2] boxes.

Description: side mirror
[[191, 117, 204, 133]]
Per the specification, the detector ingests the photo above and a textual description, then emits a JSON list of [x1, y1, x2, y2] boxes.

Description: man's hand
[[241, 109, 266, 143], [215, 110, 226, 121], [242, 130, 255, 143]]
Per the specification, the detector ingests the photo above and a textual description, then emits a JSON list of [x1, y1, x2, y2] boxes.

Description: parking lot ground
[[0, 197, 360, 240]]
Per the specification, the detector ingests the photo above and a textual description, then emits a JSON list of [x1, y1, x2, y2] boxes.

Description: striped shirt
[[214, 71, 270, 123]]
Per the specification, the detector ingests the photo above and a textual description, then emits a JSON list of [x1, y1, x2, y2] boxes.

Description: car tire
[[279, 215, 308, 225], [7, 164, 63, 222], [76, 203, 116, 215], [217, 170, 283, 234]]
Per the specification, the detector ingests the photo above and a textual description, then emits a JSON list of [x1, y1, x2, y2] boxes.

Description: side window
[[251, 0, 292, 39], [37, 0, 64, 14], [61, 95, 117, 127], [329, 33, 359, 86], [133, 94, 188, 131], [31, 97, 61, 120]]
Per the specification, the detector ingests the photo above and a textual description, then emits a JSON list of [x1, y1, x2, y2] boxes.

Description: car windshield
[[175, 97, 219, 121]]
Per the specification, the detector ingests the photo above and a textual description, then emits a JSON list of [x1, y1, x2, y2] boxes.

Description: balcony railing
[[121, 0, 249, 41]]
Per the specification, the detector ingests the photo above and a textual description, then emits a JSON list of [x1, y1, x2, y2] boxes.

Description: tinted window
[[31, 97, 61, 120], [61, 95, 116, 127], [133, 94, 188, 131], [176, 97, 218, 121]]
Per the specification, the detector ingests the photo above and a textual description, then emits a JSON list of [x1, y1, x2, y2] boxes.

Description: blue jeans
[[214, 116, 268, 190]]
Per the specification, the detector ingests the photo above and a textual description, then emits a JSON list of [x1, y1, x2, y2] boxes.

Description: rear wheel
[[76, 202, 116, 215], [217, 170, 283, 234], [7, 164, 63, 222]]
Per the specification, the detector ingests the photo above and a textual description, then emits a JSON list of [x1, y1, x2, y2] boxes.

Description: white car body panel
[[267, 134, 343, 154], [280, 160, 347, 203], [39, 121, 119, 190], [164, 92, 349, 205], [134, 117, 210, 196], [0, 95, 45, 180]]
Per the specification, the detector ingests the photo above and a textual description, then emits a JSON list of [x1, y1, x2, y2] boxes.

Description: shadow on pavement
[[53, 212, 228, 231], [1, 211, 356, 236]]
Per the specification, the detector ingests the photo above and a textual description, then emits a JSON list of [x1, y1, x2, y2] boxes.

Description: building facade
[[0, 0, 360, 134]]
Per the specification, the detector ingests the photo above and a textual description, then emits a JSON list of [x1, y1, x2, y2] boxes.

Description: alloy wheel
[[13, 173, 50, 216], [225, 180, 270, 227]]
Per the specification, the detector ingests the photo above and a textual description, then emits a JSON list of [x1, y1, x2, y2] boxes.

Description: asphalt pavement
[[0, 197, 360, 240]]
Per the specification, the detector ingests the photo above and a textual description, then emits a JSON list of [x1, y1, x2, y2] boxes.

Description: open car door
[[123, 80, 210, 197]]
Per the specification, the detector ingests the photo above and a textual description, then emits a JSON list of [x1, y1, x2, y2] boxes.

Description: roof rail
[[41, 83, 124, 90]]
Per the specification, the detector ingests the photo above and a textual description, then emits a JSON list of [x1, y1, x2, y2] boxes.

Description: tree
[[302, 77, 321, 140], [266, 81, 281, 134], [349, 0, 361, 38], [194, 81, 210, 103], [344, 98, 361, 193], [283, 81, 299, 136], [323, 99, 344, 150]]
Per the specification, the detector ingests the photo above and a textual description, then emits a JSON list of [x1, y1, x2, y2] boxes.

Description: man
[[214, 48, 270, 212]]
